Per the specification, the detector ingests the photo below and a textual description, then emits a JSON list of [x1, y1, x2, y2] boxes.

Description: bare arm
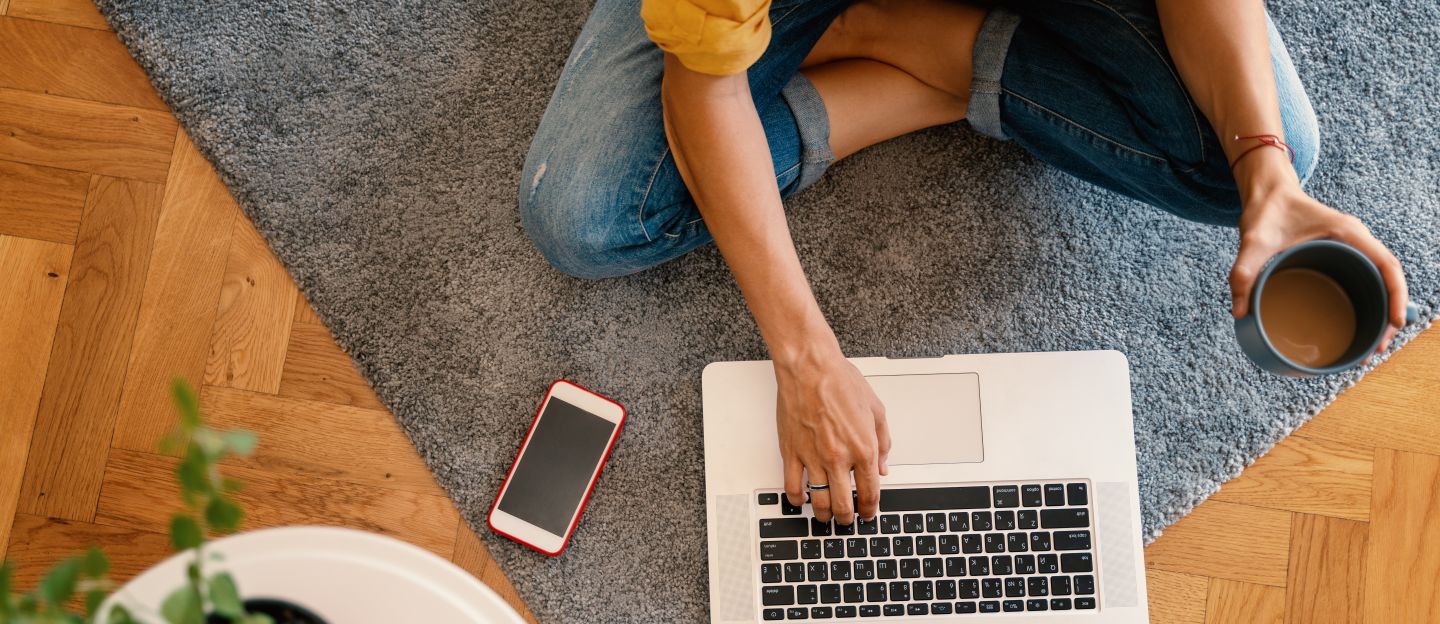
[[1158, 0, 1408, 349], [660, 54, 889, 523]]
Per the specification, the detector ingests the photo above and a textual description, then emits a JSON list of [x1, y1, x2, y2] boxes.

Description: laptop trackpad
[[865, 373, 984, 465]]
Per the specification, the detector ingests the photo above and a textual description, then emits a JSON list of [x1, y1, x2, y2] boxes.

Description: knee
[[1283, 106, 1320, 185], [518, 161, 642, 280]]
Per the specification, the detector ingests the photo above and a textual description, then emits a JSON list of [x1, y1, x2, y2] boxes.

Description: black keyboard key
[[1061, 553, 1094, 573], [1054, 530, 1092, 551], [925, 512, 946, 533], [882, 605, 904, 617], [858, 604, 880, 617], [811, 606, 832, 619], [912, 580, 934, 601], [906, 603, 928, 616], [1003, 599, 1024, 612], [938, 534, 959, 555], [763, 586, 796, 606], [1075, 575, 1095, 595], [824, 539, 845, 559], [845, 538, 867, 558], [984, 533, 1006, 553], [820, 584, 841, 604], [968, 556, 989, 577], [1043, 484, 1065, 506], [879, 515, 901, 534], [1021, 484, 1043, 507], [782, 496, 804, 515], [994, 510, 1016, 531], [865, 582, 887, 603], [801, 540, 822, 559], [1041, 508, 1089, 529], [1067, 483, 1088, 505], [1017, 510, 1039, 530], [843, 583, 864, 603], [1004, 577, 1026, 597], [762, 540, 799, 561], [992, 485, 1020, 508], [1037, 554, 1059, 574], [811, 518, 832, 537], [936, 579, 957, 600], [760, 518, 811, 539], [947, 512, 969, 531], [900, 558, 921, 579], [958, 579, 980, 599], [764, 607, 785, 620], [979, 600, 1000, 613], [991, 555, 1012, 575], [956, 601, 978, 614], [1075, 597, 1096, 609], [808, 562, 828, 582], [922, 557, 944, 578], [1007, 532, 1029, 552], [981, 578, 1002, 598], [879, 486, 990, 512], [835, 605, 856, 618], [1030, 531, 1052, 551], [930, 602, 952, 615], [856, 516, 879, 535], [834, 521, 854, 536], [830, 561, 851, 581], [786, 607, 808, 619], [1014, 554, 1036, 575], [853, 560, 874, 580], [762, 564, 783, 583], [945, 556, 966, 577], [961, 534, 982, 554], [1051, 598, 1072, 610], [889, 581, 910, 602], [1028, 577, 1048, 596], [971, 511, 993, 531], [785, 562, 805, 583], [915, 535, 937, 555], [798, 585, 818, 605], [760, 492, 780, 505], [902, 513, 924, 533], [868, 537, 890, 557], [1026, 599, 1048, 611], [1050, 575, 1071, 596], [876, 559, 897, 580], [892, 536, 914, 556]]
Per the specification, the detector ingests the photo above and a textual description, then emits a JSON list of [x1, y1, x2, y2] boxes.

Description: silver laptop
[[702, 351, 1149, 622]]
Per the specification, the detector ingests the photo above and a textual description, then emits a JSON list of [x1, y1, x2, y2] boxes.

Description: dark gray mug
[[1234, 240, 1418, 377]]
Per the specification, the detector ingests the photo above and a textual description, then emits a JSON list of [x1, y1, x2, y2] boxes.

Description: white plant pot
[[96, 526, 526, 624]]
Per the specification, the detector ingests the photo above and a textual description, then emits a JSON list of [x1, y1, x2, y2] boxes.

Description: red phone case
[[487, 379, 626, 556]]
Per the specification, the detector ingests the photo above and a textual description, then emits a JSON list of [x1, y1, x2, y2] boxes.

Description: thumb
[[1230, 241, 1273, 319]]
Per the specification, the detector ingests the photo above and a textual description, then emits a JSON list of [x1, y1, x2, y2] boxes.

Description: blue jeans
[[520, 0, 1319, 279]]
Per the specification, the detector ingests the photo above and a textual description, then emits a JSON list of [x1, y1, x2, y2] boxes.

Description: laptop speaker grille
[[714, 493, 754, 621], [1097, 481, 1139, 608]]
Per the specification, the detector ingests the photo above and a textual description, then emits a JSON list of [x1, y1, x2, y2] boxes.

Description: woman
[[518, 0, 1410, 527]]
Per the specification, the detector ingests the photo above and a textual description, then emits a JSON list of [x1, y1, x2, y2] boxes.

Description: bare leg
[[801, 0, 988, 159]]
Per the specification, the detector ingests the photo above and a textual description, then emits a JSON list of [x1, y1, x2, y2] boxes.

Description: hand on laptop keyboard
[[774, 354, 892, 525]]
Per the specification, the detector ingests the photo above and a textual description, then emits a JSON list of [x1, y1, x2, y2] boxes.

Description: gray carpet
[[95, 0, 1438, 621]]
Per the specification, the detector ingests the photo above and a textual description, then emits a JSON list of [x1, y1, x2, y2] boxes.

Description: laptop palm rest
[[865, 372, 984, 465]]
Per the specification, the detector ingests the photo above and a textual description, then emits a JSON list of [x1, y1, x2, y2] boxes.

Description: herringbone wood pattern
[[2, 4, 1437, 622]]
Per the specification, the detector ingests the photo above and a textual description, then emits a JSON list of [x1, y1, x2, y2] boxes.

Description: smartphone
[[488, 380, 626, 556]]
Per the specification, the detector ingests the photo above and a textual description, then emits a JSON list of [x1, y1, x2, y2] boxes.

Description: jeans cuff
[[780, 72, 835, 190], [968, 7, 1021, 141]]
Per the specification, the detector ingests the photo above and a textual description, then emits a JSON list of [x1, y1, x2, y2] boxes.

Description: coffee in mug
[[1258, 268, 1356, 368]]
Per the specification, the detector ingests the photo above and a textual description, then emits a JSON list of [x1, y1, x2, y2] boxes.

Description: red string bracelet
[[1229, 133, 1295, 170]]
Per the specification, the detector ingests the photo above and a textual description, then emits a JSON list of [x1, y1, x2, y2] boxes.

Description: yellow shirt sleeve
[[641, 0, 772, 76]]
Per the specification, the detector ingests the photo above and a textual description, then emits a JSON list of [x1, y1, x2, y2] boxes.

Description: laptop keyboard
[[755, 482, 1097, 619]]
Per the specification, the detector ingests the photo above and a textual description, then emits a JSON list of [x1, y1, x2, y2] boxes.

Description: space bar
[[879, 486, 991, 512]]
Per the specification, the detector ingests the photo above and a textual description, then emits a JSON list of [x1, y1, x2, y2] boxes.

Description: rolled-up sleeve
[[641, 0, 772, 75]]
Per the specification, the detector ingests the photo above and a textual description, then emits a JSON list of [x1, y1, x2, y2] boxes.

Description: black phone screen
[[496, 396, 617, 535]]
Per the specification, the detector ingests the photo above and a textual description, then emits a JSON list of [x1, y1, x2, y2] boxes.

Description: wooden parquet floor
[[2, 3, 1438, 622]]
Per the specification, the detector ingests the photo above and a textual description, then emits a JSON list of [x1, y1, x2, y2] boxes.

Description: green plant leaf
[[241, 614, 276, 624], [176, 451, 211, 505], [170, 514, 203, 551], [107, 603, 137, 624], [0, 560, 14, 617], [221, 431, 257, 456], [160, 585, 204, 624], [220, 478, 245, 494], [171, 379, 201, 430], [208, 572, 244, 618], [205, 497, 244, 534], [39, 556, 80, 608], [84, 588, 109, 616], [80, 546, 109, 578]]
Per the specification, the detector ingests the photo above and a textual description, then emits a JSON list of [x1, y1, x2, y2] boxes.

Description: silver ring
[[806, 483, 830, 492]]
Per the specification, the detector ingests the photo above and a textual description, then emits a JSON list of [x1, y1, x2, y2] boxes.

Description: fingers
[[783, 455, 806, 507], [874, 406, 892, 477], [807, 467, 833, 522], [853, 458, 881, 520], [1229, 239, 1274, 319], [829, 468, 856, 526]]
